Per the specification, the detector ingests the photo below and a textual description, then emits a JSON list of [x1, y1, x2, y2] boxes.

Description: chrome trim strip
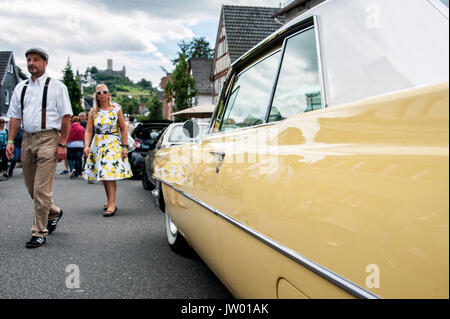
[[207, 121, 278, 138], [154, 177, 381, 299], [264, 43, 287, 124], [313, 14, 328, 108], [428, 0, 449, 18]]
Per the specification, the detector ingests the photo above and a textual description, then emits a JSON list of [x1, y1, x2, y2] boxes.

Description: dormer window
[[5, 91, 10, 105]]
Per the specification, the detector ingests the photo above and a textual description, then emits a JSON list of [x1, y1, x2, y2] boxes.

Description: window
[[220, 41, 226, 56], [168, 126, 190, 143], [439, 0, 449, 8], [269, 27, 322, 122], [217, 80, 222, 98], [168, 124, 209, 143], [5, 91, 10, 105], [8, 63, 13, 73], [220, 50, 281, 132]]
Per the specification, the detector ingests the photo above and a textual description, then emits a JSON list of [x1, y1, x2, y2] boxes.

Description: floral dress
[[83, 106, 133, 181]]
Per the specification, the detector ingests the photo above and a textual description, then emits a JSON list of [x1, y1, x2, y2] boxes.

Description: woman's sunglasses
[[96, 91, 108, 95]]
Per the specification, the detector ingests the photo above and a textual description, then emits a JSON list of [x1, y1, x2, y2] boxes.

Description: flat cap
[[25, 47, 49, 60]]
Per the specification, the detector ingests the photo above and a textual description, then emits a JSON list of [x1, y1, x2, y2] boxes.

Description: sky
[[0, 0, 287, 88]]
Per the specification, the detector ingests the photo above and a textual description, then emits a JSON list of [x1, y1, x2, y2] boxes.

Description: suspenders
[[20, 77, 51, 130], [41, 77, 50, 129], [20, 80, 29, 129]]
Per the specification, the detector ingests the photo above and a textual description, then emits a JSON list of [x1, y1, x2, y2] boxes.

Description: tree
[[165, 53, 197, 113], [62, 59, 83, 116], [147, 93, 163, 120], [137, 78, 152, 90], [116, 95, 140, 115], [172, 36, 214, 65]]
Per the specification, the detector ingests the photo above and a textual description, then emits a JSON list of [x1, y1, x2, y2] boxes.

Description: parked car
[[144, 121, 210, 209], [153, 0, 449, 299], [129, 119, 172, 179]]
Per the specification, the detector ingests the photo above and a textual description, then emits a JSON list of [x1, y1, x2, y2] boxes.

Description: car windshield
[[168, 124, 209, 143], [134, 126, 166, 140]]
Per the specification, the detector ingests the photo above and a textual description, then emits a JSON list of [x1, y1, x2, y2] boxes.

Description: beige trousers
[[21, 129, 61, 238]]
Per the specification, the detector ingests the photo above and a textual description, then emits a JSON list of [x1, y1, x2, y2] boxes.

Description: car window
[[198, 124, 209, 138], [155, 129, 167, 149], [168, 125, 191, 143], [220, 50, 281, 132], [269, 27, 322, 122], [167, 124, 210, 143]]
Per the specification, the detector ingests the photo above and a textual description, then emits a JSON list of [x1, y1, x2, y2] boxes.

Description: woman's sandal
[[103, 207, 117, 217]]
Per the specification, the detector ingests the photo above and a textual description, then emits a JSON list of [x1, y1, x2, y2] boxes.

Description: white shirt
[[7, 74, 73, 133]]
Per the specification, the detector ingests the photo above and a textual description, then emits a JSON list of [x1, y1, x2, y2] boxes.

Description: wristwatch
[[58, 143, 66, 148]]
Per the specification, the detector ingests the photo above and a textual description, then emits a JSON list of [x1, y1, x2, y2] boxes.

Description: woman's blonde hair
[[91, 84, 111, 119]]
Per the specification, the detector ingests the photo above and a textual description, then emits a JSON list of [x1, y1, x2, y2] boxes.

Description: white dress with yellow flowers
[[83, 106, 133, 181]]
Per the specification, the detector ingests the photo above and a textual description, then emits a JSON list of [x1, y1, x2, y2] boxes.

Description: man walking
[[79, 112, 87, 129], [6, 48, 73, 248]]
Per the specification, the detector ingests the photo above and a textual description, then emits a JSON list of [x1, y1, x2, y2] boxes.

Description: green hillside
[[83, 70, 162, 119]]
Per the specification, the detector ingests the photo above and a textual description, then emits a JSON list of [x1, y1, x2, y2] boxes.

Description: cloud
[[96, 0, 281, 20], [0, 0, 282, 85]]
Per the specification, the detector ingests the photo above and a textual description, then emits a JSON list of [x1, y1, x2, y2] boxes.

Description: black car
[[129, 120, 172, 179]]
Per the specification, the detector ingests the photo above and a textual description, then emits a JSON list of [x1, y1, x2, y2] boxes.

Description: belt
[[95, 130, 119, 136], [25, 128, 60, 136]]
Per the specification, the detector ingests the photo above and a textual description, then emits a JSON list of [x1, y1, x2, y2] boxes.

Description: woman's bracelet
[[121, 144, 129, 150], [7, 140, 14, 144]]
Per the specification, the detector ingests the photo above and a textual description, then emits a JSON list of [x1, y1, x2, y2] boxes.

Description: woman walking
[[67, 116, 85, 178], [83, 84, 132, 216]]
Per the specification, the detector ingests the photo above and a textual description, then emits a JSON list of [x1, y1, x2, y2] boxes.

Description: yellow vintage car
[[153, 0, 449, 299]]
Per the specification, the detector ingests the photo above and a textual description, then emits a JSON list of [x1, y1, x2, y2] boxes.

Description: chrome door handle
[[210, 151, 225, 173], [210, 151, 225, 163]]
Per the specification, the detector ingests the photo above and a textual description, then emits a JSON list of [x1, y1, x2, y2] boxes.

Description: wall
[[0, 63, 20, 116]]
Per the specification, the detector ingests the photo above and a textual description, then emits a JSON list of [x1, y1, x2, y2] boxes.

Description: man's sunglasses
[[96, 91, 108, 95]]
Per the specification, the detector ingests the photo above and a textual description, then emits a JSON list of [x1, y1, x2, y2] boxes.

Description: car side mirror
[[183, 120, 199, 139]]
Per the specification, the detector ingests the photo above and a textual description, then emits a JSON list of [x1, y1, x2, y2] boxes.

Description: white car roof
[[232, 0, 449, 106]]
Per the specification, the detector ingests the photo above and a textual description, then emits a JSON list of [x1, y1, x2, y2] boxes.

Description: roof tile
[[189, 58, 213, 94], [0, 51, 12, 86], [222, 6, 285, 63]]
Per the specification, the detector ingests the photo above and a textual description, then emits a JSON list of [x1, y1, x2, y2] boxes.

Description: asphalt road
[[0, 162, 232, 299]]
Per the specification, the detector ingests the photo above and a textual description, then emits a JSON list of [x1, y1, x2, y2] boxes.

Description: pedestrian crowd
[[2, 47, 134, 248]]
